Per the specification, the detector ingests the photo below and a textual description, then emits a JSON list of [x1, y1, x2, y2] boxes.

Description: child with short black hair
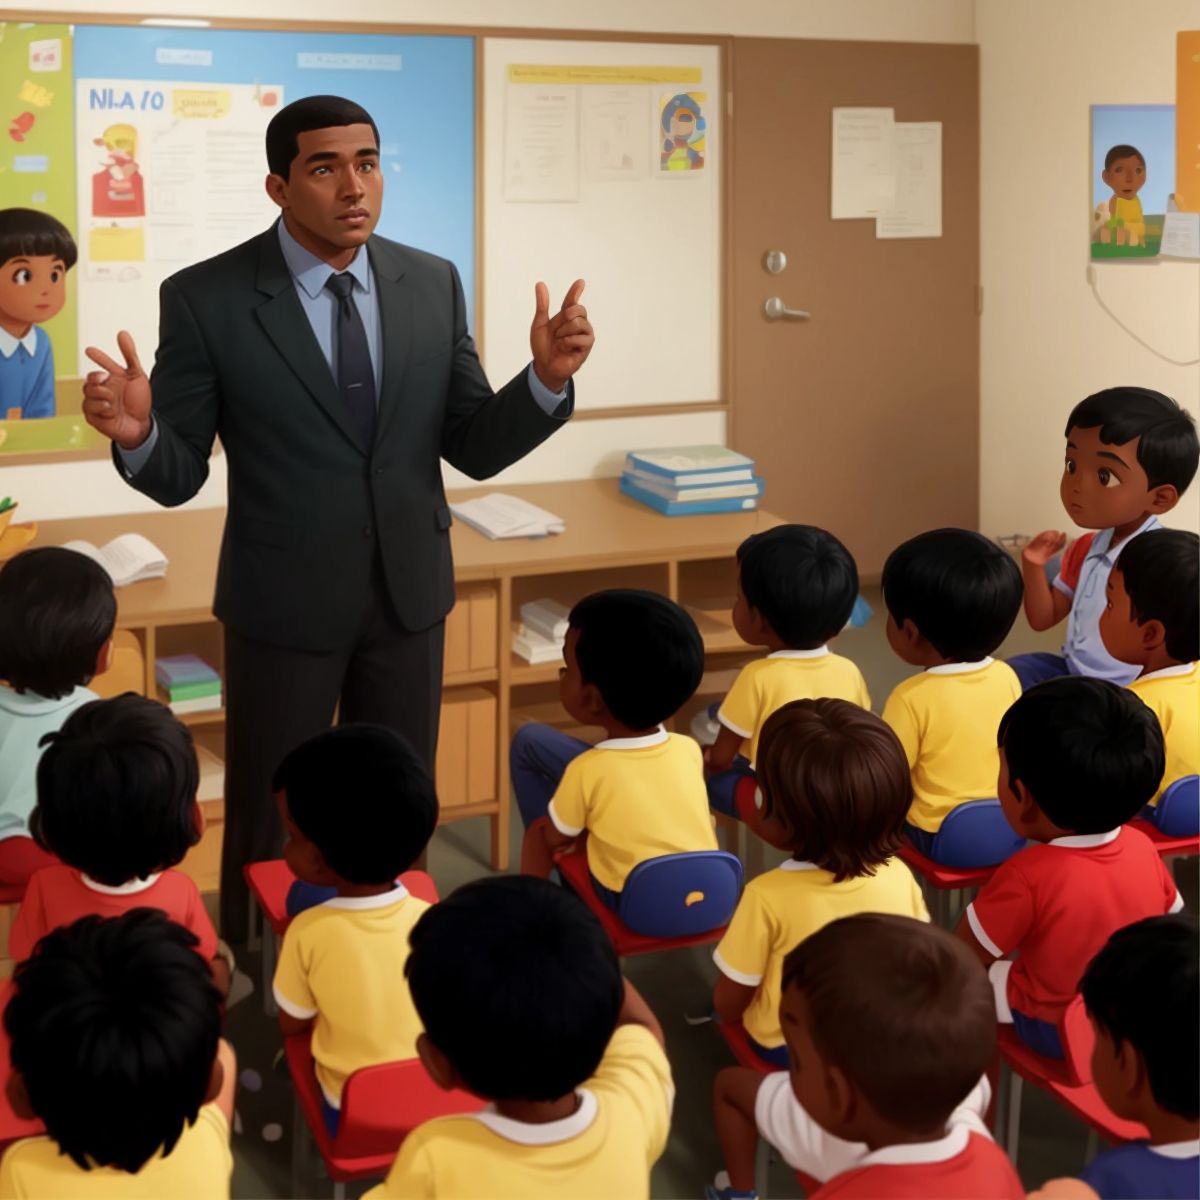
[[712, 699, 927, 1067], [10, 692, 228, 991], [880, 528, 1024, 863], [1015, 387, 1199, 689], [363, 875, 672, 1199], [0, 908, 236, 1197], [710, 914, 1022, 1200], [705, 525, 869, 815], [0, 546, 117, 885], [1100, 528, 1199, 836], [272, 723, 439, 1132], [514, 589, 715, 900], [956, 677, 1182, 1059]]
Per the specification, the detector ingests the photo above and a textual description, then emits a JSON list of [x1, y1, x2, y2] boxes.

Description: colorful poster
[[658, 92, 706, 173]]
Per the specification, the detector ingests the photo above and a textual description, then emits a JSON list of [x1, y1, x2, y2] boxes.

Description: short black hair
[[998, 677, 1164, 832], [882, 529, 1023, 661], [405, 876, 623, 1101], [32, 694, 200, 886], [1081, 913, 1198, 1121], [0, 207, 77, 271], [273, 724, 437, 884], [0, 547, 117, 699], [736, 525, 858, 649], [569, 589, 704, 728], [1065, 388, 1199, 494], [757, 699, 910, 881], [265, 94, 380, 178], [1104, 144, 1145, 171], [5, 909, 222, 1173], [1114, 529, 1200, 663], [782, 914, 995, 1131]]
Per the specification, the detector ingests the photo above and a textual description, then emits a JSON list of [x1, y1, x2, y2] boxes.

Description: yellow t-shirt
[[717, 650, 871, 765], [272, 886, 430, 1107], [363, 1025, 673, 1200], [714, 858, 928, 1048], [548, 729, 716, 892], [1129, 663, 1200, 806], [0, 1104, 231, 1198], [881, 659, 1021, 833], [1112, 195, 1144, 227]]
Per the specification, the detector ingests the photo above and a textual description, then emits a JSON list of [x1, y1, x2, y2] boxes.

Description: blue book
[[619, 476, 761, 516], [155, 654, 221, 691], [625, 445, 754, 483]]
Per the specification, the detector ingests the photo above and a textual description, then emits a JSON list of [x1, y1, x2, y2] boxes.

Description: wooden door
[[729, 40, 979, 576]]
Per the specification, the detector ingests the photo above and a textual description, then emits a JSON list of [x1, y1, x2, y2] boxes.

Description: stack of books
[[156, 654, 222, 715], [619, 445, 765, 516], [512, 598, 569, 665]]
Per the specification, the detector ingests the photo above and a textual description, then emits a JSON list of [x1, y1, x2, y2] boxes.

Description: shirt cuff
[[115, 416, 159, 477], [716, 711, 753, 739], [965, 903, 1005, 959], [272, 984, 318, 1020], [712, 947, 763, 987], [527, 363, 573, 417], [547, 800, 584, 838]]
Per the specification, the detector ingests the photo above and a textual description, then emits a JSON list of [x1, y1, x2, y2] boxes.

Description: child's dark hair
[[265, 94, 380, 178], [998, 677, 1164, 833], [736, 525, 858, 649], [0, 207, 77, 271], [1104, 144, 1145, 171], [0, 547, 116, 699], [273, 723, 438, 884], [4, 908, 222, 1173], [1065, 387, 1199, 495], [568, 589, 704, 728], [756, 699, 910, 881], [1080, 913, 1198, 1121], [782, 913, 994, 1131], [405, 875, 623, 1102], [882, 529, 1023, 661], [1115, 529, 1199, 663], [32, 694, 200, 886]]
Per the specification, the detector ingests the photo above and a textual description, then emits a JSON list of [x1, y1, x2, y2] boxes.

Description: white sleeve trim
[[712, 947, 763, 987], [272, 985, 318, 1020], [547, 800, 584, 838], [716, 712, 753, 739], [1170, 891, 1185, 914], [965, 903, 1005, 959], [754, 1069, 864, 1179]]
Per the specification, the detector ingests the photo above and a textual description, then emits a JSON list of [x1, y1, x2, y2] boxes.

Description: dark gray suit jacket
[[119, 227, 570, 651]]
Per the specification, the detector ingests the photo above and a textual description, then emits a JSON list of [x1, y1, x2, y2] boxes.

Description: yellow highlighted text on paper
[[172, 88, 232, 119], [508, 64, 702, 86], [89, 225, 145, 262]]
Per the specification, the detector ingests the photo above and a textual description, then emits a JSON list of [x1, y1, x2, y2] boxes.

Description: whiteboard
[[480, 38, 721, 411]]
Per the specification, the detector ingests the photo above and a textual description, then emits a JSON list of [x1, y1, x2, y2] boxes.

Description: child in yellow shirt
[[705, 525, 870, 817], [365, 875, 674, 1200], [1100, 528, 1199, 836], [516, 589, 714, 903], [881, 529, 1025, 865], [0, 909, 236, 1199], [272, 724, 439, 1134], [712, 698, 928, 1066]]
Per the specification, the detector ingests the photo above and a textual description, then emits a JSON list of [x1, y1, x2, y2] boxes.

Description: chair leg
[[1005, 1071, 1023, 1167], [1084, 1126, 1099, 1166], [754, 1134, 771, 1199], [262, 931, 278, 1017], [290, 1092, 311, 1199], [247, 903, 261, 953], [333, 1183, 346, 1200]]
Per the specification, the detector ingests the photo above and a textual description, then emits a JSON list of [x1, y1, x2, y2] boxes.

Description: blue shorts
[[1011, 1009, 1064, 1059], [747, 1033, 789, 1067], [320, 1094, 340, 1138]]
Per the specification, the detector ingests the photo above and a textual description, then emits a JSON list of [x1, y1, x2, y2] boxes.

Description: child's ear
[[1009, 778, 1040, 828], [579, 682, 608, 721], [93, 637, 114, 678], [1147, 483, 1179, 514], [6, 1071, 35, 1121], [1137, 617, 1167, 655], [203, 1054, 224, 1105], [825, 1063, 857, 1129], [416, 1032, 461, 1093]]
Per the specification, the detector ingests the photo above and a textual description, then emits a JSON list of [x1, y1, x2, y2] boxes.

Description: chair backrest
[[618, 851, 743, 938], [930, 799, 1025, 868], [1157, 775, 1199, 837]]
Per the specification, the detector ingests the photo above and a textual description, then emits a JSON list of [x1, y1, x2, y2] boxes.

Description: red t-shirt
[[967, 827, 1180, 1024], [9, 865, 217, 963], [811, 1133, 1024, 1198]]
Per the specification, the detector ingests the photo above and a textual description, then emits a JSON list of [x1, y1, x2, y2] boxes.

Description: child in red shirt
[[956, 677, 1180, 1058], [10, 693, 229, 993]]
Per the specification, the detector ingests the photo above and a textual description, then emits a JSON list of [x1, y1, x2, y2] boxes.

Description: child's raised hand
[[1022, 530, 1068, 566], [82, 330, 154, 451]]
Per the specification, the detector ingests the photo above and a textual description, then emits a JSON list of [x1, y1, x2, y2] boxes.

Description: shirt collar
[[0, 325, 38, 359], [768, 647, 830, 659], [1047, 829, 1121, 849], [779, 858, 819, 872], [595, 726, 669, 751], [1091, 515, 1161, 561], [1137, 662, 1197, 683], [471, 1089, 598, 1145], [854, 1122, 970, 1168], [276, 217, 372, 301], [1148, 1139, 1200, 1159], [82, 872, 162, 895], [926, 657, 994, 675], [318, 882, 409, 911], [0, 684, 90, 716]]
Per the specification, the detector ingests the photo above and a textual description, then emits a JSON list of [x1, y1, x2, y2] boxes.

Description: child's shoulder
[[287, 888, 429, 935], [1082, 1140, 1199, 1197]]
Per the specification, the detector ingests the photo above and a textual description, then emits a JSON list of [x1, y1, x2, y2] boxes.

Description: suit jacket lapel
[[253, 228, 369, 455], [369, 237, 410, 446]]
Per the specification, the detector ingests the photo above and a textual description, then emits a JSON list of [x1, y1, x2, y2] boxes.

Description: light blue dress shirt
[[119, 220, 567, 474]]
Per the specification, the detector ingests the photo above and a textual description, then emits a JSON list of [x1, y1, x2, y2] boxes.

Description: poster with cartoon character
[[659, 92, 706, 173], [1091, 104, 1175, 260]]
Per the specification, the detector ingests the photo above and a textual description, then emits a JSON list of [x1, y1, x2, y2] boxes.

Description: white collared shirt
[[0, 325, 38, 359]]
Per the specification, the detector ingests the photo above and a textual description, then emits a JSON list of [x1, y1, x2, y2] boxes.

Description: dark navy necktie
[[324, 271, 377, 450]]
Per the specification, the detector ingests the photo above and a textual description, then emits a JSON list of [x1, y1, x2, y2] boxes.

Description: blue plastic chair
[[1152, 775, 1199, 839], [928, 799, 1025, 868]]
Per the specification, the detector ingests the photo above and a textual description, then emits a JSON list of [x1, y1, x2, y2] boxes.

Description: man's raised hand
[[530, 279, 595, 394], [82, 330, 154, 450]]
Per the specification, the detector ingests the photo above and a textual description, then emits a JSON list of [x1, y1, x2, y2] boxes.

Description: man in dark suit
[[81, 96, 593, 936]]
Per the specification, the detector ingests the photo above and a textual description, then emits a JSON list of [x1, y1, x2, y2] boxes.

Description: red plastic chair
[[715, 1018, 780, 1075], [285, 1032, 484, 1197], [0, 981, 44, 1150], [0, 885, 24, 906], [1129, 819, 1198, 860], [243, 861, 439, 1013], [897, 842, 997, 928]]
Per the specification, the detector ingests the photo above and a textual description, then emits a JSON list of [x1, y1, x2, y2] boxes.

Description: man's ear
[[203, 1055, 224, 1105], [6, 1071, 35, 1121], [264, 172, 288, 210], [1147, 483, 1179, 515], [93, 637, 114, 679], [416, 1032, 462, 1094]]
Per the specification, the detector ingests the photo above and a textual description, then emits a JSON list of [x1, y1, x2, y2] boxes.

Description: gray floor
[[220, 584, 1198, 1199]]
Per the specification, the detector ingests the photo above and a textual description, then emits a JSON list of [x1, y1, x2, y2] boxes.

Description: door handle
[[763, 296, 811, 321]]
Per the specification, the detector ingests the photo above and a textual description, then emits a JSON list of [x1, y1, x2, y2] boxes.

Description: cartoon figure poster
[[659, 92, 706, 173]]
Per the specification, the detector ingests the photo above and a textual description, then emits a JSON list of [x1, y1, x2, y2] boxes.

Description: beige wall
[[977, 0, 1200, 539]]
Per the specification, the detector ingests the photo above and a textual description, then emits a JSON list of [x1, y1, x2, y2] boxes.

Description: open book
[[61, 533, 168, 586], [449, 494, 565, 540]]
